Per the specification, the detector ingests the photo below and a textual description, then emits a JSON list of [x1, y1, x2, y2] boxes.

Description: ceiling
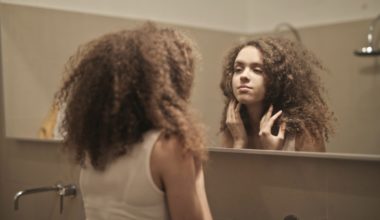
[[1, 0, 380, 33]]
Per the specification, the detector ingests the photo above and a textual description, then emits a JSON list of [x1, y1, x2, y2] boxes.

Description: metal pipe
[[13, 185, 61, 210]]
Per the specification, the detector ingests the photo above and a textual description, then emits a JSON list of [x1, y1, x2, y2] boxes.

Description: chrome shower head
[[354, 14, 380, 57], [354, 46, 380, 56]]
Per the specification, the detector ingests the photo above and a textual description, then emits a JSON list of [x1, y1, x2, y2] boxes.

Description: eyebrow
[[234, 61, 263, 67]]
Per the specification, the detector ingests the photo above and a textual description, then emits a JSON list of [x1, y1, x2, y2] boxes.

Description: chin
[[236, 97, 254, 105], [236, 96, 263, 105]]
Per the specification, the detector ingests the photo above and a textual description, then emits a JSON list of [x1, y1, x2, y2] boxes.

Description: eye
[[234, 66, 243, 74], [254, 68, 263, 73]]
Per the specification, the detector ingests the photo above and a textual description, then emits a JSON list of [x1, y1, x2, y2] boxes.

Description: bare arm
[[151, 136, 213, 220]]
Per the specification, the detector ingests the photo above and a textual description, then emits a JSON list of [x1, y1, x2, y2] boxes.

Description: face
[[232, 46, 266, 105]]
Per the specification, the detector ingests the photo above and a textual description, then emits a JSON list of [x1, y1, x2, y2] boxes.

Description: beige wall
[[205, 150, 380, 220], [0, 140, 84, 219], [0, 52, 83, 219], [292, 20, 380, 155], [1, 4, 380, 220]]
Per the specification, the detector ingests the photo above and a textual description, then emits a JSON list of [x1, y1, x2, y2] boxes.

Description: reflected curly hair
[[55, 23, 206, 170], [220, 37, 335, 142]]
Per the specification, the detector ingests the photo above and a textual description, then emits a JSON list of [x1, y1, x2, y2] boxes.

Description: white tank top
[[79, 130, 169, 220]]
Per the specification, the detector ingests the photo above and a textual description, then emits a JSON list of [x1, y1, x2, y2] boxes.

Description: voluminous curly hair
[[220, 37, 335, 143], [55, 23, 206, 170]]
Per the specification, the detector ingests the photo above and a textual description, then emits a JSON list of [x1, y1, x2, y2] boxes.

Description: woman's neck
[[245, 103, 265, 133]]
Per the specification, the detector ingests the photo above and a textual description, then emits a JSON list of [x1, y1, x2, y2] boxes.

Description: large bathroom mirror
[[1, 2, 380, 156]]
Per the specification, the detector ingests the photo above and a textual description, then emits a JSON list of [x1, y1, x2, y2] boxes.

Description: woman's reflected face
[[232, 46, 266, 105]]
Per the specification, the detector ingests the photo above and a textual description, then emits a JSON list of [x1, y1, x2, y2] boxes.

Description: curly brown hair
[[220, 37, 335, 143], [55, 23, 207, 170]]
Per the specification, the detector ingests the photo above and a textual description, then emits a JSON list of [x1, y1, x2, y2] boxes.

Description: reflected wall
[[1, 3, 379, 155]]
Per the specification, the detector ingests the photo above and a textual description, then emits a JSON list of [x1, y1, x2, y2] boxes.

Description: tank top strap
[[142, 129, 164, 195], [283, 135, 296, 151]]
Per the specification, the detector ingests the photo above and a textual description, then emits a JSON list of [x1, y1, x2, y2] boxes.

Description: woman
[[220, 37, 334, 151], [55, 23, 213, 220]]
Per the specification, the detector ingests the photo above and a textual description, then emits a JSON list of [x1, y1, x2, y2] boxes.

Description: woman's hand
[[226, 100, 247, 148], [259, 105, 286, 150]]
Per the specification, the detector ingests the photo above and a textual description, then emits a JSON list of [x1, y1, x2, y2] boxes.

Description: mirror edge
[[208, 147, 380, 162]]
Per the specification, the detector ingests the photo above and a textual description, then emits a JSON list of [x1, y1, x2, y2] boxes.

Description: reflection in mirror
[[38, 102, 64, 140], [273, 23, 302, 43], [218, 37, 335, 152], [1, 3, 380, 156], [354, 14, 380, 56], [0, 3, 234, 143]]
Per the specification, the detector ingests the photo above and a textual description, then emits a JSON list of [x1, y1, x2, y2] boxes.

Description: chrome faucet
[[14, 184, 77, 213]]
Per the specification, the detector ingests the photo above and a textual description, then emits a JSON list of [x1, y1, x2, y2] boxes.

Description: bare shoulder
[[153, 134, 193, 163], [151, 134, 198, 178], [220, 130, 233, 148], [295, 129, 326, 152]]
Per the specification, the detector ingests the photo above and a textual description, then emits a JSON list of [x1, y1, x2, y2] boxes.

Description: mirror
[[1, 3, 380, 156]]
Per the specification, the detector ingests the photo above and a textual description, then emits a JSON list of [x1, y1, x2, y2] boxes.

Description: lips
[[238, 85, 252, 89]]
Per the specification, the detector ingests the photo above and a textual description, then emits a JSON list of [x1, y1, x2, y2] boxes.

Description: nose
[[239, 68, 250, 82]]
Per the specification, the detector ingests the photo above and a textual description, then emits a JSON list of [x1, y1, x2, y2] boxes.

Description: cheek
[[256, 76, 267, 92], [231, 76, 239, 94], [255, 76, 267, 96], [259, 80, 266, 93]]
